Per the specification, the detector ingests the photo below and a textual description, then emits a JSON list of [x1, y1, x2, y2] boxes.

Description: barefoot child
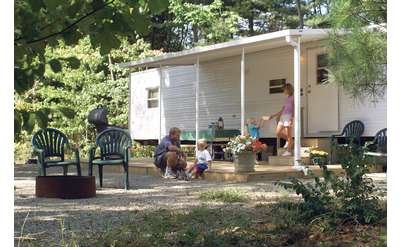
[[245, 117, 264, 139], [263, 83, 294, 156], [245, 117, 268, 160], [187, 139, 212, 179]]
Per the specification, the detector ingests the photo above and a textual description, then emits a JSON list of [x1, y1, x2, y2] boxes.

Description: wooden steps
[[267, 156, 311, 166], [268, 147, 312, 166]]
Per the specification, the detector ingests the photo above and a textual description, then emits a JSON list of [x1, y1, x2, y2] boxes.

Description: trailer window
[[147, 87, 159, 108], [317, 54, 329, 84], [269, 78, 286, 94]]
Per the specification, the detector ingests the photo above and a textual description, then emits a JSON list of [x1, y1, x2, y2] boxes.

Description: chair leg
[[98, 165, 103, 188], [41, 165, 46, 176], [88, 163, 93, 176], [77, 163, 82, 176], [63, 166, 68, 176], [124, 164, 129, 190]]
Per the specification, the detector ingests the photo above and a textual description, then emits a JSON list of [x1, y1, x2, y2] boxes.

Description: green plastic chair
[[88, 127, 132, 190], [330, 120, 365, 164], [32, 128, 81, 176]]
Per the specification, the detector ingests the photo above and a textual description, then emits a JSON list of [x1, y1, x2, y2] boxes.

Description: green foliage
[[199, 189, 249, 203], [279, 142, 385, 225], [131, 143, 155, 158], [327, 0, 387, 101], [14, 0, 170, 137], [15, 37, 161, 160], [169, 0, 241, 46], [181, 145, 196, 158]]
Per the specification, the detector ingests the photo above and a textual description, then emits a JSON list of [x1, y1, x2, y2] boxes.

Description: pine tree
[[327, 0, 386, 101]]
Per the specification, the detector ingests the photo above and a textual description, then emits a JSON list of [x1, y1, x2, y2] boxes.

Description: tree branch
[[15, 0, 114, 45]]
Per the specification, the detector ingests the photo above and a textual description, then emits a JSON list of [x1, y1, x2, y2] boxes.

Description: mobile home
[[121, 29, 386, 165]]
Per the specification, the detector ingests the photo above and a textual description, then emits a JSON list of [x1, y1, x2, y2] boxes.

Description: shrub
[[181, 145, 196, 158], [279, 142, 384, 225], [131, 143, 155, 158]]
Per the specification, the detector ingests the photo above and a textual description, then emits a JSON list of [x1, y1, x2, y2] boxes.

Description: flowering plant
[[224, 135, 267, 155], [309, 149, 328, 157], [308, 148, 328, 166]]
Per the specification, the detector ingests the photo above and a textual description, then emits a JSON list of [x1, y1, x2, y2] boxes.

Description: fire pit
[[36, 176, 96, 199]]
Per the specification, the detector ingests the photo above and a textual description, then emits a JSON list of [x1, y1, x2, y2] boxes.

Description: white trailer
[[122, 29, 387, 166]]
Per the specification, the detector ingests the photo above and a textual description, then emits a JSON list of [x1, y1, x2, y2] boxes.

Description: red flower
[[252, 140, 267, 152]]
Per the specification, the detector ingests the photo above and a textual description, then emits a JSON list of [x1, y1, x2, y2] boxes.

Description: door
[[306, 47, 339, 135]]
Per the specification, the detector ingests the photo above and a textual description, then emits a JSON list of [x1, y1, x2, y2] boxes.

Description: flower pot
[[234, 152, 255, 172]]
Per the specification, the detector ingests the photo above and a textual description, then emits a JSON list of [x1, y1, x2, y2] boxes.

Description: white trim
[[286, 35, 302, 167], [195, 56, 199, 150], [158, 65, 163, 143], [128, 75, 132, 137], [240, 48, 246, 134], [119, 29, 330, 68]]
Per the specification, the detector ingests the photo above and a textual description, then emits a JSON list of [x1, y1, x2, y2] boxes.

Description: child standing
[[187, 139, 212, 179], [245, 117, 264, 139], [245, 117, 268, 161]]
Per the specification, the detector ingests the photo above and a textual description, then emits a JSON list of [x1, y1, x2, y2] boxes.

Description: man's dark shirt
[[154, 135, 181, 160]]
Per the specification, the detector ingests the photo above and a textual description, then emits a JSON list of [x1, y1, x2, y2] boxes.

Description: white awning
[[119, 29, 330, 68]]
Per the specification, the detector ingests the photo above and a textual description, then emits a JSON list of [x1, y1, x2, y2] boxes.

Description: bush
[[181, 145, 196, 158], [14, 132, 33, 164], [131, 143, 155, 158], [279, 142, 385, 225]]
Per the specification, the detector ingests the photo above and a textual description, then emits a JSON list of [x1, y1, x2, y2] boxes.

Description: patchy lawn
[[15, 165, 386, 247], [29, 203, 386, 247]]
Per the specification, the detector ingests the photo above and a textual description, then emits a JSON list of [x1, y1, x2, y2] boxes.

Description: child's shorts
[[196, 163, 208, 172]]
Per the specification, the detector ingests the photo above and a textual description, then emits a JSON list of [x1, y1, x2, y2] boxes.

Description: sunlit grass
[[199, 189, 249, 203]]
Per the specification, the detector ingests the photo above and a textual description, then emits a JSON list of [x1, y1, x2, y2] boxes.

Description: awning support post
[[286, 35, 302, 168], [195, 56, 199, 150], [240, 48, 246, 134], [158, 65, 163, 143]]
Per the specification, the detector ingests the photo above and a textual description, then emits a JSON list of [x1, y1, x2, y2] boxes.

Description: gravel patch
[[14, 165, 386, 246]]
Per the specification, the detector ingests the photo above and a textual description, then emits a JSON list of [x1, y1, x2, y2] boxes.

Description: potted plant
[[224, 135, 267, 172], [309, 149, 328, 166]]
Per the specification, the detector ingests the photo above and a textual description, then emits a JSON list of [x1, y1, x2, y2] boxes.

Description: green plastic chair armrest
[[124, 146, 131, 164], [32, 147, 45, 164]]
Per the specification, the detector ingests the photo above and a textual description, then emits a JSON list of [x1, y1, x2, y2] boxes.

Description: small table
[[181, 129, 240, 160]]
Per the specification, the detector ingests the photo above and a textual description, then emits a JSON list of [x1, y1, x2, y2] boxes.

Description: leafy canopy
[[14, 0, 169, 137], [15, 36, 161, 156]]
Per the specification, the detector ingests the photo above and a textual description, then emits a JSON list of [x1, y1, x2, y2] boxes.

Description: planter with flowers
[[224, 135, 267, 172], [309, 149, 329, 167]]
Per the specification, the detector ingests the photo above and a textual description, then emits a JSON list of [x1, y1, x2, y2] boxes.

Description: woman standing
[[264, 84, 294, 156]]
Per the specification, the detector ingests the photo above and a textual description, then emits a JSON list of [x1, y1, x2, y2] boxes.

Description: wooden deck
[[81, 158, 384, 182], [128, 159, 343, 182]]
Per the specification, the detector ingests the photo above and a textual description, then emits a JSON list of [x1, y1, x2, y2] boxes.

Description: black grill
[[88, 106, 126, 135]]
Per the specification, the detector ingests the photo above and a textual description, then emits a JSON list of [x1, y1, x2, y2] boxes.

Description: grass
[[18, 202, 387, 247], [199, 189, 249, 203]]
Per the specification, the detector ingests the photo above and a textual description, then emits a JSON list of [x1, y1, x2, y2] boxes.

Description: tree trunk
[[248, 16, 254, 35], [108, 54, 115, 81], [193, 25, 199, 44], [295, 0, 304, 29]]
